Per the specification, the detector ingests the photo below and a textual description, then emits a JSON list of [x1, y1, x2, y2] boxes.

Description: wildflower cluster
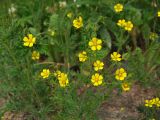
[[111, 52, 130, 91], [23, 34, 40, 61], [78, 37, 104, 86], [40, 69, 69, 88], [89, 37, 104, 86], [145, 97, 160, 108], [54, 71, 69, 87], [1, 1, 160, 119], [114, 3, 133, 32], [117, 19, 134, 32]]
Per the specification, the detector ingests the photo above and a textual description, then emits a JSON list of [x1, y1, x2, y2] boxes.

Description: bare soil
[[97, 84, 157, 120]]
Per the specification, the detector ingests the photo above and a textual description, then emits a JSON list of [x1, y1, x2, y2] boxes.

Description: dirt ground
[[1, 84, 158, 120], [97, 84, 157, 120]]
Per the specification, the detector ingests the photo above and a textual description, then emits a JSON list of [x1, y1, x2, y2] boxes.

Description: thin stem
[[34, 61, 66, 66], [26, 54, 42, 108]]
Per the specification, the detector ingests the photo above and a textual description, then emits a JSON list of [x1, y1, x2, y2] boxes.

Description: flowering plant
[[0, 0, 160, 119]]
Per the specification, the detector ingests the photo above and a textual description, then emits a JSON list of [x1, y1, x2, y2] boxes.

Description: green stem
[[26, 52, 42, 108]]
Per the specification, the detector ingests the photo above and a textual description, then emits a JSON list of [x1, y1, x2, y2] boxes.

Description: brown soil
[[97, 84, 157, 120]]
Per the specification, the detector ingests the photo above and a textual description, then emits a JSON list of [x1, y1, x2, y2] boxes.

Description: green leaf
[[141, 24, 150, 40], [99, 27, 112, 49]]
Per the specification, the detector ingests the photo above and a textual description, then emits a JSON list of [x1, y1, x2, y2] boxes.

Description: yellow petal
[[91, 46, 96, 51], [23, 42, 29, 46], [29, 43, 33, 47], [97, 45, 102, 50], [89, 41, 93, 46], [23, 37, 28, 41]]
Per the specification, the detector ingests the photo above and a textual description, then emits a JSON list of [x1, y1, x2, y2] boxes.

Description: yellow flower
[[153, 98, 159, 104], [145, 100, 153, 107], [156, 101, 160, 107], [158, 11, 160, 17], [114, 3, 123, 13], [32, 51, 40, 60], [111, 52, 122, 61], [40, 69, 50, 79], [23, 34, 36, 47], [88, 37, 102, 51], [145, 98, 160, 108], [93, 60, 104, 71], [78, 51, 87, 62], [122, 83, 130, 91], [67, 12, 72, 18], [124, 21, 133, 32], [149, 32, 158, 41], [91, 73, 103, 86], [58, 73, 69, 87], [54, 70, 62, 77], [117, 19, 126, 27], [73, 16, 83, 29], [115, 68, 127, 81]]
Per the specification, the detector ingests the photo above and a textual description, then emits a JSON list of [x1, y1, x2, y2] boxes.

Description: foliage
[[0, 0, 160, 119]]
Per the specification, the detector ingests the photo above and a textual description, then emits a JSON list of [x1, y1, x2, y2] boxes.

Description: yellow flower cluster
[[40, 69, 68, 87], [88, 37, 102, 51], [114, 3, 123, 13], [23, 34, 36, 47], [111, 51, 129, 91], [54, 70, 69, 87], [117, 19, 126, 27], [78, 37, 104, 86], [145, 98, 160, 108], [117, 19, 134, 32], [23, 34, 41, 61], [114, 4, 133, 32], [73, 16, 83, 29]]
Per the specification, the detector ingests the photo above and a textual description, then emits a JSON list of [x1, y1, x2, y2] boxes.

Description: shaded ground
[[1, 84, 157, 120]]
